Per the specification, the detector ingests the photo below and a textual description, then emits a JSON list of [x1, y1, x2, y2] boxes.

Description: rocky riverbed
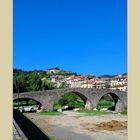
[[25, 111, 127, 140]]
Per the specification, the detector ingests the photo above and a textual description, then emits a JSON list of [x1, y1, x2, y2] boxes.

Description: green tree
[[27, 71, 42, 91], [45, 80, 56, 90], [54, 92, 85, 109], [13, 69, 56, 93], [59, 82, 68, 88], [97, 94, 115, 110], [13, 74, 28, 93]]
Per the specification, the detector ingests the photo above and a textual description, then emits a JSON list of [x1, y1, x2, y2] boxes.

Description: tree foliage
[[53, 92, 85, 110], [97, 94, 115, 110], [13, 69, 55, 93]]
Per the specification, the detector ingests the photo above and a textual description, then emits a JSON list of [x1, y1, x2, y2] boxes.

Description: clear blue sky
[[14, 0, 127, 76]]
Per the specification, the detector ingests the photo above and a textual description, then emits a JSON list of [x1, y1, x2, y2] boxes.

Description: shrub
[[97, 100, 114, 110]]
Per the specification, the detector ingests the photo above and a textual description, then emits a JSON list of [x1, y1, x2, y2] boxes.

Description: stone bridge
[[13, 88, 127, 112]]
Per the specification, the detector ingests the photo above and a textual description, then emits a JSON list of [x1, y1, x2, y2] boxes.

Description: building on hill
[[46, 67, 75, 76], [66, 76, 106, 89], [66, 76, 88, 88], [107, 75, 127, 91], [92, 77, 106, 89], [110, 83, 127, 91], [81, 80, 93, 88], [46, 67, 61, 74], [65, 75, 127, 90], [45, 69, 128, 91]]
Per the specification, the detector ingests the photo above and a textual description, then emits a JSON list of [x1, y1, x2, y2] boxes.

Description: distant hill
[[13, 68, 26, 73], [13, 68, 127, 77], [99, 72, 127, 78], [99, 75, 115, 78], [122, 73, 127, 75], [13, 68, 77, 77], [13, 68, 46, 73]]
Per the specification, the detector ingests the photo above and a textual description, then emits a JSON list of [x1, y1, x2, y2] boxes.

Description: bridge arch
[[52, 91, 93, 110], [13, 97, 42, 106], [96, 92, 125, 112], [13, 97, 43, 111]]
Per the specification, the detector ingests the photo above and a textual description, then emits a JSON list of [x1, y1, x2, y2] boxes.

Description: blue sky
[[14, 0, 127, 76]]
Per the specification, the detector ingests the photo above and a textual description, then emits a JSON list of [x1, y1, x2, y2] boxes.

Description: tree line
[[13, 69, 55, 93]]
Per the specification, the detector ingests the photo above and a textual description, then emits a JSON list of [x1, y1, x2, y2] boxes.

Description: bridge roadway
[[13, 88, 127, 112]]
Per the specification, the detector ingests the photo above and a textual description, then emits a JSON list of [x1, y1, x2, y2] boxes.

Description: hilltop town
[[46, 67, 127, 91], [13, 67, 127, 93]]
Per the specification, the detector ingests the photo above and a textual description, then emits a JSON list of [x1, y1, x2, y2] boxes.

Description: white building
[[66, 76, 106, 89], [108, 75, 127, 91], [81, 81, 93, 88], [110, 83, 127, 91], [66, 76, 88, 88]]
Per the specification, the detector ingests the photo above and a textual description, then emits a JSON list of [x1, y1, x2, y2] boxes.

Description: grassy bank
[[79, 110, 113, 115], [121, 110, 127, 115], [37, 111, 62, 116]]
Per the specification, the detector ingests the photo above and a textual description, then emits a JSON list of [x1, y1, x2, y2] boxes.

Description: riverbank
[[25, 111, 127, 140]]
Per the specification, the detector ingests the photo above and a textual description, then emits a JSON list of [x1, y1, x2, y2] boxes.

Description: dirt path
[[25, 111, 127, 140]]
